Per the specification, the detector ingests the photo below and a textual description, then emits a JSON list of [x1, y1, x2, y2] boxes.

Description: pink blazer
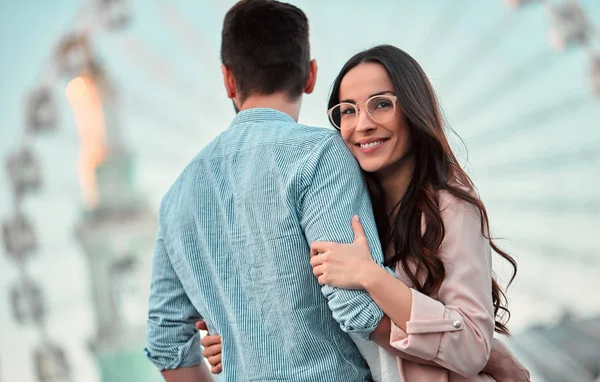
[[389, 191, 496, 381]]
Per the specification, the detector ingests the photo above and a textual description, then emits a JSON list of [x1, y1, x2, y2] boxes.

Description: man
[[145, 1, 386, 380], [145, 1, 530, 381]]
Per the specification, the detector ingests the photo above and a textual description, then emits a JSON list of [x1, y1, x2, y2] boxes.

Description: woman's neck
[[376, 157, 414, 216]]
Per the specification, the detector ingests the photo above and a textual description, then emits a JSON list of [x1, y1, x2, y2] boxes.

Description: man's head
[[220, 0, 317, 110]]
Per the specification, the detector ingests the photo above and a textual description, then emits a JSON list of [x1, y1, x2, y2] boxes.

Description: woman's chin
[[357, 160, 385, 174]]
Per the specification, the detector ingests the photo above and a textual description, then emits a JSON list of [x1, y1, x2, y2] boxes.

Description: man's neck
[[239, 93, 302, 122]]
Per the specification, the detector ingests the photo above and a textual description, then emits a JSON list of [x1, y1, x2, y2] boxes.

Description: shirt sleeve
[[298, 133, 385, 340], [144, 226, 204, 370], [389, 192, 495, 377]]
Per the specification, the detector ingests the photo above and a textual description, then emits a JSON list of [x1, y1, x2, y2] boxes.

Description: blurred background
[[0, 0, 599, 381]]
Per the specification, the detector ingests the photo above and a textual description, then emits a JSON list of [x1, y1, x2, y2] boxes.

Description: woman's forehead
[[339, 62, 393, 100]]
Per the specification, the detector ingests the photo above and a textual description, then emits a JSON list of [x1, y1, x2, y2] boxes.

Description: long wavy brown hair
[[328, 45, 517, 335]]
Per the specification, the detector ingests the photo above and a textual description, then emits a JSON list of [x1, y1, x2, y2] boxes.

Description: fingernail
[[353, 215, 359, 222]]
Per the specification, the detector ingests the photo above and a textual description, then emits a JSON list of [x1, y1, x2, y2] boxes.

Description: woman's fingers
[[309, 253, 328, 267], [208, 353, 222, 369], [211, 362, 223, 374], [312, 264, 324, 277], [350, 215, 367, 244], [195, 320, 208, 331], [202, 341, 222, 358], [200, 334, 221, 348], [310, 241, 335, 256]]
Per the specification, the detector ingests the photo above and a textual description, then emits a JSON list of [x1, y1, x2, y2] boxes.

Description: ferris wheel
[[1, 1, 134, 380]]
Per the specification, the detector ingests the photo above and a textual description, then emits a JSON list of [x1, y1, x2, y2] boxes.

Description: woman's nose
[[355, 110, 376, 133]]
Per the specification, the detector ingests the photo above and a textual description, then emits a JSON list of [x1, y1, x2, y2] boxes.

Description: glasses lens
[[367, 96, 395, 123], [329, 103, 356, 130]]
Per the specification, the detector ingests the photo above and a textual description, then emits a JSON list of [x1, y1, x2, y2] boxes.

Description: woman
[[198, 45, 526, 381]]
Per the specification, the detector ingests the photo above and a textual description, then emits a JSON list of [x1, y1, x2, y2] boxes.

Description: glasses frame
[[327, 94, 398, 130]]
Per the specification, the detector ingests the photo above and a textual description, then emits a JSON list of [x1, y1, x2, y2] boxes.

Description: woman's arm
[[379, 194, 495, 377], [370, 315, 439, 366], [359, 264, 412, 331], [311, 194, 496, 377], [162, 364, 213, 382], [371, 317, 531, 381]]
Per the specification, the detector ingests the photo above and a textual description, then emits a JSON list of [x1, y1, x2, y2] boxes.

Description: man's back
[[146, 109, 385, 381]]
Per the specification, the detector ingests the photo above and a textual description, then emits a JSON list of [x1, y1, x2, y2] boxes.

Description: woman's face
[[337, 62, 412, 174]]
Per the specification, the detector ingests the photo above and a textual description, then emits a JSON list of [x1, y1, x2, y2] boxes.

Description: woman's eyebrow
[[339, 90, 394, 104]]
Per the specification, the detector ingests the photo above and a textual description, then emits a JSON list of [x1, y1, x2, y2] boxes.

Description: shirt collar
[[230, 108, 296, 126]]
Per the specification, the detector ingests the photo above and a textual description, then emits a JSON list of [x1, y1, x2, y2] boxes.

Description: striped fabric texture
[[145, 108, 386, 381]]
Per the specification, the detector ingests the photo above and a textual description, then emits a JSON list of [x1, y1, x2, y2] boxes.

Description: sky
[[0, 1, 599, 381]]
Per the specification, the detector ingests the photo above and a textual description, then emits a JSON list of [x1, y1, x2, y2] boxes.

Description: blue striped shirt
[[145, 108, 385, 381]]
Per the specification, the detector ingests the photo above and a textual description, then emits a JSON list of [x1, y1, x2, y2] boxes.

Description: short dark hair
[[221, 0, 310, 102]]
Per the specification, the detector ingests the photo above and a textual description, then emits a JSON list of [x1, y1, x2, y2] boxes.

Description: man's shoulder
[[292, 122, 337, 138], [279, 122, 339, 146], [281, 123, 352, 158]]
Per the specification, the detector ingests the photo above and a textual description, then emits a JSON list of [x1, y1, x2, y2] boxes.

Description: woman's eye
[[376, 100, 392, 108]]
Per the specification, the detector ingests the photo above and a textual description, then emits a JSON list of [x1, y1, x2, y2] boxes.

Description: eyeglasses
[[327, 94, 398, 130]]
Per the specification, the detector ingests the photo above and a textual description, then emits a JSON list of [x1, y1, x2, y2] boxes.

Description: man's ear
[[221, 64, 236, 99], [304, 59, 318, 95]]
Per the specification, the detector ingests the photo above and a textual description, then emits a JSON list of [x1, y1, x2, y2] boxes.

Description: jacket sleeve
[[389, 192, 495, 377]]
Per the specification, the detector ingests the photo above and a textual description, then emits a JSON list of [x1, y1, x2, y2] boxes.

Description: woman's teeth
[[360, 141, 384, 149]]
